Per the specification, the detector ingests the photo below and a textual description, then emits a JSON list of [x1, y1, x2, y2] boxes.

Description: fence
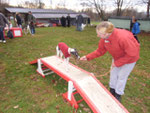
[[108, 18, 150, 32]]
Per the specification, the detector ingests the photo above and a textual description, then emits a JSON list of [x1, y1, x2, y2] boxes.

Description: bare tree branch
[[137, 0, 150, 18], [80, 0, 107, 20], [112, 0, 132, 16]]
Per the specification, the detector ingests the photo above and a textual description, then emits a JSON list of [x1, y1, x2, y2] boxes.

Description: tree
[[0, 0, 9, 5], [19, 1, 37, 8], [138, 0, 150, 18], [0, 0, 9, 7], [114, 0, 123, 16], [81, 8, 100, 21], [80, 0, 107, 20], [0, 0, 10, 13], [112, 0, 132, 16], [18, 0, 45, 9], [56, 0, 66, 9], [34, 0, 45, 8]]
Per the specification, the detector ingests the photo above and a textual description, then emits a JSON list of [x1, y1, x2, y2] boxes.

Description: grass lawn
[[0, 26, 150, 113], [91, 21, 100, 26]]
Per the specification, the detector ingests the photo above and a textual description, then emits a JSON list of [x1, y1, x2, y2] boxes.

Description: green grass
[[0, 26, 150, 113], [91, 21, 100, 26]]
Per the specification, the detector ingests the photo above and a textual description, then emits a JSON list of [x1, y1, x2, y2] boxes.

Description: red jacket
[[86, 28, 140, 67], [58, 42, 70, 58]]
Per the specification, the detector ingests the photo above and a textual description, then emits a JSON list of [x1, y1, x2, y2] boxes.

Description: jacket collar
[[105, 28, 116, 41]]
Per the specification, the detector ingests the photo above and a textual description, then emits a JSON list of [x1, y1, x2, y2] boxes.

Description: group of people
[[60, 14, 87, 32], [0, 11, 36, 43], [15, 11, 36, 35], [60, 14, 71, 27]]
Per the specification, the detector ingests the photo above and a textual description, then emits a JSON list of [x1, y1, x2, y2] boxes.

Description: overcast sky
[[9, 0, 147, 12], [9, 0, 81, 10]]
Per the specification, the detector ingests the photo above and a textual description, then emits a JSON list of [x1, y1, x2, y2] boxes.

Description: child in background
[[132, 19, 140, 43]]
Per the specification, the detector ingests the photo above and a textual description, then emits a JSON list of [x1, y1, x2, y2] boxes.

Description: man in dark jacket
[[66, 14, 71, 27], [27, 11, 36, 35], [76, 14, 84, 31], [15, 12, 22, 28], [61, 16, 66, 27], [0, 12, 9, 43], [87, 18, 91, 26]]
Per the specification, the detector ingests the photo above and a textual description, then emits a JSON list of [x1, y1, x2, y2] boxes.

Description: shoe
[[115, 93, 121, 102], [0, 40, 2, 42], [3, 40, 6, 43], [110, 88, 115, 97]]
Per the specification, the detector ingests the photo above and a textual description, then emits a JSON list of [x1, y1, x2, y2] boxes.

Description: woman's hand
[[111, 62, 116, 68], [80, 56, 87, 61]]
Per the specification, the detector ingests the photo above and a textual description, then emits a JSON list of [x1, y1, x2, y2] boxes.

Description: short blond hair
[[96, 21, 114, 34]]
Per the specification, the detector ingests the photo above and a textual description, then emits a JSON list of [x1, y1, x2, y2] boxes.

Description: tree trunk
[[147, 0, 150, 18]]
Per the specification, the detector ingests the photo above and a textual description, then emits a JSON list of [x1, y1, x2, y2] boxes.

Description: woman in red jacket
[[80, 21, 140, 102]]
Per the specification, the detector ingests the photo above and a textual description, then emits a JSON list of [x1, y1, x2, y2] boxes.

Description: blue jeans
[[0, 27, 5, 41], [76, 24, 82, 31], [31, 27, 35, 34]]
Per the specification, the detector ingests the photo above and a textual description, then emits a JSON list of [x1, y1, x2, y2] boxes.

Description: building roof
[[5, 7, 76, 14], [5, 7, 89, 19], [33, 13, 89, 19]]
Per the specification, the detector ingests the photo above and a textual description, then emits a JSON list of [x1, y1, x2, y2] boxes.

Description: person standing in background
[[27, 11, 36, 35], [132, 18, 140, 43], [61, 16, 66, 27], [87, 18, 91, 26], [76, 14, 84, 31], [130, 16, 135, 31], [15, 12, 22, 28], [66, 14, 71, 27], [0, 12, 9, 43]]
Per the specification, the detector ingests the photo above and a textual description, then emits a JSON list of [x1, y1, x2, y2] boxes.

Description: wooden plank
[[77, 77, 126, 113], [41, 56, 89, 81]]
